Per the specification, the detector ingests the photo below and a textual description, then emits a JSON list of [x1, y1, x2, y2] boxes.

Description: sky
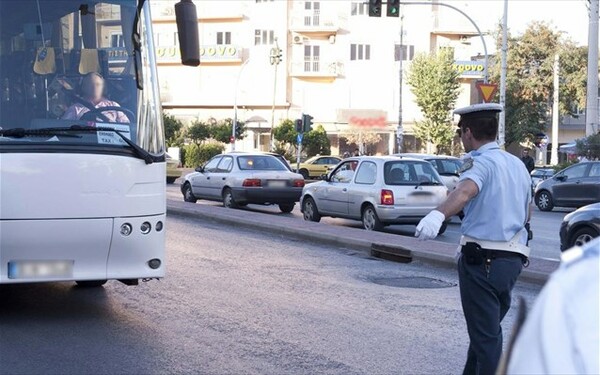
[[455, 0, 592, 46]]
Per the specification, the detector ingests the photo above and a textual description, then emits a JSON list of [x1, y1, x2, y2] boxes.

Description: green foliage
[[183, 143, 225, 168], [187, 120, 210, 145], [406, 49, 461, 152], [273, 119, 297, 146], [303, 125, 331, 157], [210, 118, 246, 143], [553, 159, 578, 173], [163, 113, 185, 147], [576, 133, 600, 160], [489, 22, 590, 145]]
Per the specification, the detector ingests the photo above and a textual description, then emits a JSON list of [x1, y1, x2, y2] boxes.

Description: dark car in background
[[534, 162, 600, 211], [530, 168, 555, 191], [394, 154, 462, 191], [560, 203, 600, 251]]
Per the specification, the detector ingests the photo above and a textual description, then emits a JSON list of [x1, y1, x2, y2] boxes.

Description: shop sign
[[336, 109, 389, 128], [452, 60, 485, 77], [156, 45, 241, 61]]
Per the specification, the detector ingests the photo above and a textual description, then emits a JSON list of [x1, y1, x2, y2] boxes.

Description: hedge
[[183, 143, 225, 168]]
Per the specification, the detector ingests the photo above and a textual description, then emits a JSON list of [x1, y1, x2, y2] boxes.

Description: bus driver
[[62, 72, 129, 123]]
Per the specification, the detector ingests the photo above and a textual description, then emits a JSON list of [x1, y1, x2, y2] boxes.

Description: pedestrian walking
[[520, 149, 535, 173], [414, 103, 532, 375]]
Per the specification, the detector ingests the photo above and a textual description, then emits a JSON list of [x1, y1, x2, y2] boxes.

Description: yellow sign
[[476, 82, 498, 103], [156, 45, 241, 61]]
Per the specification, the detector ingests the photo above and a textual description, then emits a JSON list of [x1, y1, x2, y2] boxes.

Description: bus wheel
[[76, 280, 107, 288]]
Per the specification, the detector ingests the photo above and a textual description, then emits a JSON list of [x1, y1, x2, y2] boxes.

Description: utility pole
[[586, 0, 599, 136], [498, 0, 508, 147], [269, 38, 282, 151], [232, 57, 251, 152], [397, 11, 404, 154], [551, 54, 560, 165]]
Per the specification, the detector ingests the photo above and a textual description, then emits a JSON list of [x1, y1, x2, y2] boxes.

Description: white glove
[[415, 210, 445, 241]]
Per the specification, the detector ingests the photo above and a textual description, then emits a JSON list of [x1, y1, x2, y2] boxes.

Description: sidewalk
[[167, 199, 559, 284]]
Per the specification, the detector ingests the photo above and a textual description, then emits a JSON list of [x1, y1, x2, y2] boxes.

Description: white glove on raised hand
[[415, 210, 445, 241]]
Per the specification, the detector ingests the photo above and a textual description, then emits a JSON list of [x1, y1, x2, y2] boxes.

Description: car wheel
[[362, 205, 383, 231], [222, 188, 238, 209], [438, 222, 448, 235], [299, 169, 309, 180], [182, 183, 197, 203], [166, 177, 177, 184], [76, 280, 107, 288], [279, 203, 295, 213], [302, 197, 321, 222], [535, 190, 554, 211], [570, 227, 599, 248]]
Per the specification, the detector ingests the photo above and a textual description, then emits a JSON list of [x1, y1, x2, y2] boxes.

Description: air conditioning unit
[[459, 35, 471, 44], [328, 35, 336, 44], [292, 33, 306, 44]]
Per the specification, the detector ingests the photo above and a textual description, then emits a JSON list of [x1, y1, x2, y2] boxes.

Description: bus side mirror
[[175, 0, 200, 67]]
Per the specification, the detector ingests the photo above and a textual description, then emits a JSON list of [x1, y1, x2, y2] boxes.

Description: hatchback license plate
[[8, 260, 73, 279], [268, 180, 287, 188]]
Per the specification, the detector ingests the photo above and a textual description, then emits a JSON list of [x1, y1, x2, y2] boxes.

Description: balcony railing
[[291, 61, 342, 78], [290, 11, 344, 33]]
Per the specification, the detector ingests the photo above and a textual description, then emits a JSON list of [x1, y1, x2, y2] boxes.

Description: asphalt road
[[167, 185, 571, 260], [0, 215, 541, 375]]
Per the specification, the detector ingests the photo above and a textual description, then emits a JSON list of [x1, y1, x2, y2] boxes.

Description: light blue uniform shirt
[[459, 142, 531, 243]]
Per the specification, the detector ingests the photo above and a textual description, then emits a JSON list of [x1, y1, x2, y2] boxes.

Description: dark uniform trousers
[[458, 253, 523, 375]]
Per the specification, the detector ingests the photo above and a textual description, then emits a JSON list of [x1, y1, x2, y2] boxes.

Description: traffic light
[[302, 114, 313, 133], [295, 119, 303, 133], [387, 0, 400, 17], [368, 0, 382, 17], [235, 121, 244, 138]]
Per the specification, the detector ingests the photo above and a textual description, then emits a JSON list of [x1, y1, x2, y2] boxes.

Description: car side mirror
[[556, 175, 567, 181], [321, 173, 329, 181], [195, 166, 204, 173]]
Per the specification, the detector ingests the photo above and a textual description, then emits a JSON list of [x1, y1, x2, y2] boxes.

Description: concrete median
[[167, 199, 559, 284]]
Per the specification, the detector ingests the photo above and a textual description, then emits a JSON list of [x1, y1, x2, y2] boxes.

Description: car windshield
[[384, 161, 443, 185], [0, 0, 164, 154], [237, 155, 288, 171]]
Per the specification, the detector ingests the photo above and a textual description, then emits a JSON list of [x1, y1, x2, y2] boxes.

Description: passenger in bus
[[62, 72, 129, 123]]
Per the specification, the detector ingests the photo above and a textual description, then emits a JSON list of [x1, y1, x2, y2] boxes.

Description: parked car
[[296, 155, 342, 180], [394, 153, 462, 191], [300, 156, 449, 232], [559, 203, 600, 251], [534, 162, 600, 211], [530, 168, 555, 191], [181, 153, 305, 212], [166, 154, 182, 184]]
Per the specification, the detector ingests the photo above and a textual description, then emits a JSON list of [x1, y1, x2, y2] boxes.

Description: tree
[[210, 118, 246, 144], [576, 133, 600, 160], [273, 119, 298, 148], [340, 130, 381, 155], [489, 22, 589, 145], [406, 48, 461, 153], [187, 120, 210, 145], [163, 113, 184, 147], [303, 125, 331, 157]]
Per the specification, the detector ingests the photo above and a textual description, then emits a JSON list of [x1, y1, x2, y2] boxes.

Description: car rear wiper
[[414, 180, 443, 189], [0, 127, 81, 138]]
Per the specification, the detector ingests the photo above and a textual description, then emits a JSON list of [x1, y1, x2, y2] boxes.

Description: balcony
[[289, 11, 344, 35], [290, 61, 342, 81]]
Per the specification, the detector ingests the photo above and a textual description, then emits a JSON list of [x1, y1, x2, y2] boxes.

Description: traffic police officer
[[415, 103, 532, 375], [506, 237, 599, 374]]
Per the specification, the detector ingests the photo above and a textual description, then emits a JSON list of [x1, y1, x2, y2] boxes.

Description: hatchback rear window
[[384, 161, 442, 185], [237, 155, 287, 171]]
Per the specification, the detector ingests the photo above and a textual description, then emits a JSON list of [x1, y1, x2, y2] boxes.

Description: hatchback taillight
[[293, 179, 305, 187], [242, 179, 262, 187], [381, 189, 394, 205]]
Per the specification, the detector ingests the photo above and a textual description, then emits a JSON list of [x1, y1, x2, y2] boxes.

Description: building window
[[304, 45, 320, 72], [394, 44, 415, 61], [350, 44, 370, 61], [304, 2, 320, 26], [351, 2, 367, 16], [255, 29, 275, 45], [110, 32, 124, 48], [217, 31, 231, 45], [439, 46, 455, 59]]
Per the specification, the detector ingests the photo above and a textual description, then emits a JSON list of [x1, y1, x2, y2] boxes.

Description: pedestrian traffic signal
[[387, 0, 400, 17], [302, 114, 314, 133], [295, 119, 303, 133], [368, 0, 382, 17]]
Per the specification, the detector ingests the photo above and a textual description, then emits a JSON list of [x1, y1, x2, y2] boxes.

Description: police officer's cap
[[454, 103, 503, 126]]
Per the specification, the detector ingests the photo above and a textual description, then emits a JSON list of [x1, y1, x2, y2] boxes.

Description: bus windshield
[[0, 0, 164, 155]]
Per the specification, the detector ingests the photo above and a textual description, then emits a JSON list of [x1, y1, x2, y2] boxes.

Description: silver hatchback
[[300, 157, 449, 231]]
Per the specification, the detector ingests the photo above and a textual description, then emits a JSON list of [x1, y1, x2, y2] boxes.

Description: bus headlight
[[140, 222, 152, 234], [120, 223, 133, 236]]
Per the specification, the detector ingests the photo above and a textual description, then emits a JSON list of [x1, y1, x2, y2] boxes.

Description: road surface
[[0, 215, 541, 375]]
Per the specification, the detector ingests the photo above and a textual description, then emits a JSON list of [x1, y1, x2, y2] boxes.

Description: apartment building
[[150, 0, 488, 154]]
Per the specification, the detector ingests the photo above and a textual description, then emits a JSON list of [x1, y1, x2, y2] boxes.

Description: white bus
[[0, 0, 199, 286]]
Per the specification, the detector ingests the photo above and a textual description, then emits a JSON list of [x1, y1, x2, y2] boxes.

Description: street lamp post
[[269, 38, 282, 151], [232, 57, 251, 152]]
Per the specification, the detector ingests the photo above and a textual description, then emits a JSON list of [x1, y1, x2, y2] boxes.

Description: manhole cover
[[370, 276, 456, 289]]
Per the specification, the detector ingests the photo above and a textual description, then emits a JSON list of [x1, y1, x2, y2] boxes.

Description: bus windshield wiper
[[0, 127, 81, 138], [414, 180, 443, 189]]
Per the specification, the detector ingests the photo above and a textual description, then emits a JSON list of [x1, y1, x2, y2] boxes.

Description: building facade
[[150, 0, 489, 155]]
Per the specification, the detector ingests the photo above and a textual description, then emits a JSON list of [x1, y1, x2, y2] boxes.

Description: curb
[[167, 201, 558, 285]]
